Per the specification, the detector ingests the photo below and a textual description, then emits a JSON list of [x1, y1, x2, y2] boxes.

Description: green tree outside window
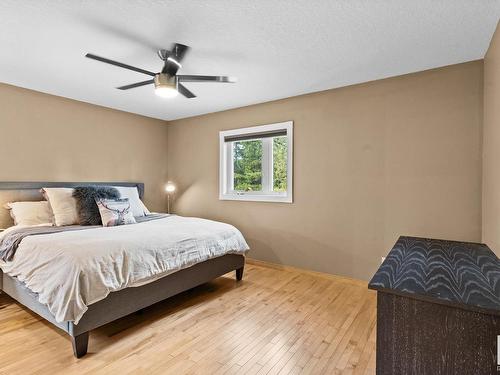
[[273, 136, 288, 192], [233, 137, 288, 192], [233, 140, 263, 191]]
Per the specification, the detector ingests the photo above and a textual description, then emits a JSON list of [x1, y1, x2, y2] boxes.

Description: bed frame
[[0, 182, 245, 358]]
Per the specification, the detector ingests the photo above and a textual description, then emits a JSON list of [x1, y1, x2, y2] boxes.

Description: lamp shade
[[165, 181, 176, 193], [154, 74, 178, 98]]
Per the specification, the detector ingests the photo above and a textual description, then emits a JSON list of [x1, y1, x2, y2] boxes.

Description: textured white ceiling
[[0, 1, 498, 121]]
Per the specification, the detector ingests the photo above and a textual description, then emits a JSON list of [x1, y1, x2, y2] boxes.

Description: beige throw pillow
[[41, 188, 79, 226], [4, 201, 54, 226]]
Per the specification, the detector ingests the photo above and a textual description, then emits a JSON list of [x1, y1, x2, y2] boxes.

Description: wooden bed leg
[[71, 332, 89, 358], [236, 266, 244, 281]]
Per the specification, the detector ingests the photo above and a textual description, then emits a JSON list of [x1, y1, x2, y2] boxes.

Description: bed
[[0, 182, 248, 358]]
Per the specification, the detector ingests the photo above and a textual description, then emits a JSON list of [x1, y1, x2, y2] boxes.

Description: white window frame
[[219, 121, 293, 203]]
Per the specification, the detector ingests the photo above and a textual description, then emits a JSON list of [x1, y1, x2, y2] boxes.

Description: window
[[219, 121, 293, 202]]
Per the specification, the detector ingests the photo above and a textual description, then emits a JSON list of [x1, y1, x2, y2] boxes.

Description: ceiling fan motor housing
[[154, 73, 177, 90]]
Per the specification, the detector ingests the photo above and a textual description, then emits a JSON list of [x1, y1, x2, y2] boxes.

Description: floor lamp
[[165, 181, 176, 214]]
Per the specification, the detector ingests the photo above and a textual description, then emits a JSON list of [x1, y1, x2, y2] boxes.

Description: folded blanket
[[0, 225, 97, 262]]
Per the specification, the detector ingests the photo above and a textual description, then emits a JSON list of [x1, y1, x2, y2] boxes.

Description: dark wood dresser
[[369, 236, 500, 375]]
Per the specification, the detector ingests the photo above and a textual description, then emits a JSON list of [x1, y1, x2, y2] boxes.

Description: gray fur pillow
[[73, 186, 120, 225]]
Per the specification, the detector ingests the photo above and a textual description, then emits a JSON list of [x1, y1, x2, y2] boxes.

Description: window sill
[[219, 194, 292, 203]]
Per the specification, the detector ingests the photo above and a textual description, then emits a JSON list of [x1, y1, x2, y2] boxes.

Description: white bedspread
[[0, 216, 249, 324]]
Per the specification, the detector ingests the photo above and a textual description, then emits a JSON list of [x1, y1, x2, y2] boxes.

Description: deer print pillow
[[96, 198, 137, 227]]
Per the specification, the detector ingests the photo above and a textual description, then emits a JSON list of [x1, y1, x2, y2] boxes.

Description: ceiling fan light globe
[[155, 86, 178, 98]]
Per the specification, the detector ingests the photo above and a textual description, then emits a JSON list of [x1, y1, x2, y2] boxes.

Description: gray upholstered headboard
[[0, 182, 144, 229]]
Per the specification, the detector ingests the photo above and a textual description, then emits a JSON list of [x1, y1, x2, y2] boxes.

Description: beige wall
[[167, 61, 484, 280], [0, 58, 486, 281], [0, 83, 169, 211], [483, 22, 500, 255]]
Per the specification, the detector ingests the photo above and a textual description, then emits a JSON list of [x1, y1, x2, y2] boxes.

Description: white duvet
[[0, 216, 249, 324]]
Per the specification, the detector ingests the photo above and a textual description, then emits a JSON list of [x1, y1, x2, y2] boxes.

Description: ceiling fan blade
[[116, 79, 154, 90], [177, 75, 237, 83], [177, 83, 196, 98], [85, 53, 156, 77], [162, 43, 190, 76]]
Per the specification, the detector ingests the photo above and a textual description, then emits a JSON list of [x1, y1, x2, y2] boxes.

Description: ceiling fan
[[85, 43, 236, 99]]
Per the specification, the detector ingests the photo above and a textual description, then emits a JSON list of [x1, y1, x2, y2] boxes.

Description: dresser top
[[368, 236, 500, 315]]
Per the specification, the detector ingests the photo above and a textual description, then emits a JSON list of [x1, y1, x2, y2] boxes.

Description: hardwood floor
[[0, 261, 377, 375]]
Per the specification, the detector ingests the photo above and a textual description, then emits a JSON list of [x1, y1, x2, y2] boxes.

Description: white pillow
[[96, 198, 137, 227], [4, 201, 54, 226], [113, 186, 150, 217], [41, 188, 79, 226]]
